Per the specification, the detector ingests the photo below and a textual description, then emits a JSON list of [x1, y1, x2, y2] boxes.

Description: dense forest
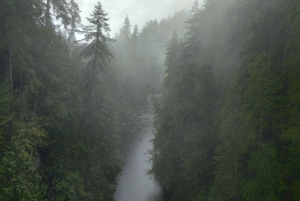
[[1, 0, 300, 201], [151, 0, 300, 200], [0, 0, 184, 200], [0, 1, 122, 200]]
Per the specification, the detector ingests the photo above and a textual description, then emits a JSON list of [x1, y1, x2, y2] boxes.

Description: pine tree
[[45, 0, 70, 28], [152, 32, 182, 194], [79, 2, 121, 200], [68, 0, 81, 43], [131, 25, 139, 45], [119, 15, 131, 40], [181, 0, 202, 63], [163, 32, 180, 91], [209, 1, 300, 200], [152, 2, 219, 199], [80, 1, 113, 70]]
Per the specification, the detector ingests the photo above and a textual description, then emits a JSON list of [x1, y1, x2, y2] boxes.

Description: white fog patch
[[76, 0, 204, 35]]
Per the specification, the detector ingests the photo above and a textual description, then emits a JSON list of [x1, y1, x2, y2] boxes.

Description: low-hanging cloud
[[76, 0, 203, 35]]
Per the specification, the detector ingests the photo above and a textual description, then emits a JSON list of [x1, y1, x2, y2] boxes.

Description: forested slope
[[152, 0, 300, 200], [109, 10, 188, 108], [0, 1, 121, 200], [0, 0, 189, 200], [2, 0, 300, 200]]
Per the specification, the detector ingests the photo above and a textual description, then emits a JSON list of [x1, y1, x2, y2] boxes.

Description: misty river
[[114, 101, 165, 201]]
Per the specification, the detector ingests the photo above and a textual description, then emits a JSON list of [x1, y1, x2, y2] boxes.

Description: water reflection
[[114, 111, 164, 201]]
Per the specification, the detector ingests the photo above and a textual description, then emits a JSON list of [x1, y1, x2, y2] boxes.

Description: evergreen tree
[[79, 2, 121, 200], [119, 15, 131, 41], [210, 0, 300, 200], [131, 25, 139, 45], [0, 0, 47, 200], [45, 0, 70, 28], [152, 32, 182, 193], [68, 0, 81, 43], [152, 2, 218, 199], [0, 1, 121, 200], [3, 0, 300, 200], [181, 0, 202, 63]]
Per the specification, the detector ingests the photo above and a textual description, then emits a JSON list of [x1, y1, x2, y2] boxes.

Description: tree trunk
[[281, 1, 291, 96], [9, 39, 13, 140], [234, 124, 239, 200], [268, 32, 274, 64]]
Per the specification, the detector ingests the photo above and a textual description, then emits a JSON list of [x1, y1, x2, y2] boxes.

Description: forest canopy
[[1, 0, 300, 201], [151, 0, 300, 200]]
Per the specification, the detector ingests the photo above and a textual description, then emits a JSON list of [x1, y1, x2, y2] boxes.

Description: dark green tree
[[152, 3, 219, 199], [45, 0, 70, 28], [79, 2, 121, 200]]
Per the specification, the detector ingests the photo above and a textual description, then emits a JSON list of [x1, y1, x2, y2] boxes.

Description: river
[[114, 103, 164, 201]]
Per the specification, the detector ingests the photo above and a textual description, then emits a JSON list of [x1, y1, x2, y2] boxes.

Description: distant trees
[[119, 15, 131, 41], [131, 25, 139, 45], [109, 11, 188, 113]]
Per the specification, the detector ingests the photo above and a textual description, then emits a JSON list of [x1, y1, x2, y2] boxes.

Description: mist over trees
[[1, 0, 300, 200], [152, 0, 300, 200], [0, 0, 186, 200], [109, 10, 188, 109]]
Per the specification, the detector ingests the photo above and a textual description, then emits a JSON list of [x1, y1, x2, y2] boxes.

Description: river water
[[114, 105, 164, 201]]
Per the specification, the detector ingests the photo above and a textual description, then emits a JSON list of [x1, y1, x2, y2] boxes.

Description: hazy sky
[[76, 0, 203, 35]]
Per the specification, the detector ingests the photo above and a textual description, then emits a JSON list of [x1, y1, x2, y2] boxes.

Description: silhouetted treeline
[[151, 0, 300, 200]]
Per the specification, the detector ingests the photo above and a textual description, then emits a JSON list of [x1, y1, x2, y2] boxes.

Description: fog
[[76, 0, 202, 35], [1, 0, 299, 200]]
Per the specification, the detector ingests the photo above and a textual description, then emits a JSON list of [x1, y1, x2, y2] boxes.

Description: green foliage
[[209, 0, 300, 200], [2, 0, 300, 200], [152, 0, 300, 200], [0, 1, 121, 201], [68, 0, 81, 42], [0, 122, 47, 201], [152, 7, 219, 198], [53, 172, 89, 201], [45, 0, 70, 28]]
